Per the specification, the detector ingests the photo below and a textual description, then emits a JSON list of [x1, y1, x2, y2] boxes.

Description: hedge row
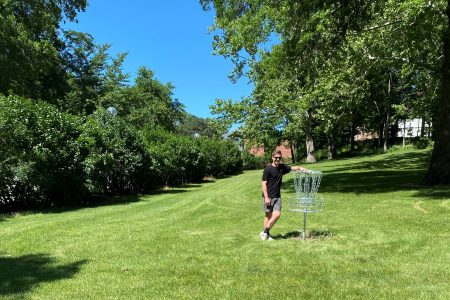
[[0, 95, 243, 211]]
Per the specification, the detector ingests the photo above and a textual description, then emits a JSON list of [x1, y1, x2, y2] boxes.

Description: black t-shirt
[[262, 164, 292, 198]]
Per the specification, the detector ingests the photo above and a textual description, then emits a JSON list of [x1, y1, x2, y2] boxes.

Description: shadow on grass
[[0, 254, 87, 296], [326, 150, 430, 173], [0, 213, 9, 222], [411, 188, 450, 200], [284, 151, 450, 198], [1, 179, 218, 219], [284, 169, 427, 195], [272, 230, 334, 240]]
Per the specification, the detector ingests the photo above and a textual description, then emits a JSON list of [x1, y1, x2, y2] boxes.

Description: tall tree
[[0, 0, 87, 100], [424, 0, 450, 185], [201, 0, 448, 170], [100, 66, 185, 132], [201, 0, 379, 162], [176, 114, 220, 138], [61, 30, 112, 114]]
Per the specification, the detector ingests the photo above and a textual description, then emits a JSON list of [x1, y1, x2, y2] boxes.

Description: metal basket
[[289, 170, 324, 239]]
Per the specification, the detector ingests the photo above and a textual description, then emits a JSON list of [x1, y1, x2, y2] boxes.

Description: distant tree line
[[0, 0, 243, 211]]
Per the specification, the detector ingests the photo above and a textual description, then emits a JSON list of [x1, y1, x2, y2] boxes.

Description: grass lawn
[[1, 149, 449, 299]]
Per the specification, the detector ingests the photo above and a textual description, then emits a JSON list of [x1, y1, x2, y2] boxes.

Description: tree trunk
[[305, 110, 316, 163], [424, 0, 450, 185], [350, 122, 356, 152], [420, 118, 425, 137], [378, 120, 384, 148], [306, 135, 316, 163], [402, 119, 406, 147], [290, 140, 296, 163], [383, 71, 392, 152], [327, 137, 335, 160]]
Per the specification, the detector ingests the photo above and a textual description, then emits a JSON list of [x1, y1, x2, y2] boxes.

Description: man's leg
[[266, 210, 281, 230], [267, 198, 282, 231], [260, 211, 280, 240], [264, 212, 272, 229], [260, 211, 272, 240]]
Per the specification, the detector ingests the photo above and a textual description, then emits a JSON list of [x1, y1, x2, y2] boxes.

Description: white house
[[397, 118, 431, 138]]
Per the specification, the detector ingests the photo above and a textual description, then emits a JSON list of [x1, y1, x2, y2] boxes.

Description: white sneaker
[[267, 236, 273, 241], [260, 232, 268, 240]]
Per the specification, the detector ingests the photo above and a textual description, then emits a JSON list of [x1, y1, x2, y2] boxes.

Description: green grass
[[1, 149, 449, 299]]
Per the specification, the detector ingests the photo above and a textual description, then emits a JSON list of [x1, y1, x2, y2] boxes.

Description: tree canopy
[[201, 0, 450, 184]]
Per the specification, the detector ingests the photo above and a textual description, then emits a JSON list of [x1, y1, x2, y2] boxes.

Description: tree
[[0, 0, 87, 100], [424, 0, 450, 185], [201, 0, 449, 168], [100, 67, 185, 132], [61, 30, 112, 114], [176, 114, 220, 138], [201, 0, 380, 162]]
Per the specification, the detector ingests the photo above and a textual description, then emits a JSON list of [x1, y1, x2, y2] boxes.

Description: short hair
[[272, 149, 282, 157]]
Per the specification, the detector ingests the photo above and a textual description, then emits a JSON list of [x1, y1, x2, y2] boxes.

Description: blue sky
[[64, 0, 253, 118]]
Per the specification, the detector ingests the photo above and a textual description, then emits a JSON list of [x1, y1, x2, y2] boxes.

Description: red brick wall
[[275, 145, 292, 158], [248, 143, 292, 159]]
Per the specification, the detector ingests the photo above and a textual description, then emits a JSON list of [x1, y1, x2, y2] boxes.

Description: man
[[260, 149, 309, 241]]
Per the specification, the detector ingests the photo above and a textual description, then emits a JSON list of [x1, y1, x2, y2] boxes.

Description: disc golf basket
[[289, 170, 324, 240]]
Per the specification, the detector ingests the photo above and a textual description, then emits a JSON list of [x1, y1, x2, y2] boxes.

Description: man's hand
[[293, 166, 309, 172], [264, 197, 271, 205]]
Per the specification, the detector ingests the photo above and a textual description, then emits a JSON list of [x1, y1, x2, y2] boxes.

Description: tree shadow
[[328, 151, 430, 173], [2, 178, 218, 218], [283, 151, 447, 196], [284, 169, 427, 195], [0, 212, 11, 222], [207, 172, 243, 180], [284, 151, 450, 200], [0, 254, 87, 296], [2, 188, 194, 219], [271, 231, 302, 239], [411, 188, 450, 200]]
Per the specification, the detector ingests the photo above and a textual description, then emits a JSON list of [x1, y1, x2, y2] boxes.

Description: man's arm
[[262, 180, 270, 204], [291, 165, 309, 172]]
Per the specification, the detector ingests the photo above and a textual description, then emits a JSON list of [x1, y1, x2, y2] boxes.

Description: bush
[[142, 129, 243, 183], [387, 144, 416, 153], [79, 110, 152, 195], [242, 151, 267, 170], [411, 137, 433, 149], [142, 129, 207, 185], [0, 95, 244, 211], [201, 138, 242, 176], [0, 95, 85, 210], [200, 138, 224, 177]]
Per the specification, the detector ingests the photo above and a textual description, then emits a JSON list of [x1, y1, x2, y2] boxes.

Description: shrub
[[142, 129, 242, 183], [142, 129, 207, 185], [79, 110, 152, 195], [222, 139, 243, 174], [0, 95, 244, 211], [242, 151, 267, 170], [200, 138, 224, 177], [201, 138, 242, 176], [411, 137, 433, 149], [0, 95, 85, 210]]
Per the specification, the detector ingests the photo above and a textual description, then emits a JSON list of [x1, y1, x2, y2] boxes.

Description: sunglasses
[[273, 156, 282, 160]]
